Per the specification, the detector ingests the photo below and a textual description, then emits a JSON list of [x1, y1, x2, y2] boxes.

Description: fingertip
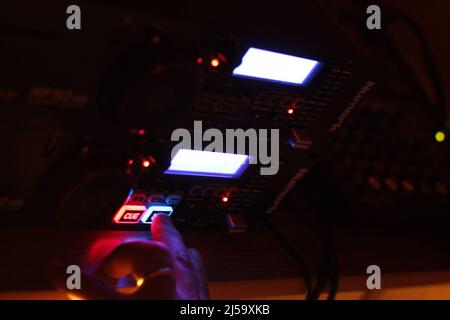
[[151, 213, 187, 260], [151, 213, 174, 237], [152, 213, 173, 228]]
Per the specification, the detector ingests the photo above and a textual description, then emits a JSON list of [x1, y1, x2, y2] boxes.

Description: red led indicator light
[[210, 58, 220, 68], [130, 128, 146, 135], [221, 196, 229, 203], [142, 156, 156, 168], [142, 160, 151, 168], [197, 57, 203, 64], [113, 205, 147, 224], [287, 108, 294, 115], [128, 159, 134, 166]]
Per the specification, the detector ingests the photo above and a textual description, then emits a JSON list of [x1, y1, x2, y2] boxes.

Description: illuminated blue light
[[232, 47, 320, 86], [141, 205, 174, 224], [164, 149, 249, 178]]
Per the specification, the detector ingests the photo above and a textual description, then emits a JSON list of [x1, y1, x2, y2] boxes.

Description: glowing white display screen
[[164, 149, 249, 178], [232, 47, 320, 86]]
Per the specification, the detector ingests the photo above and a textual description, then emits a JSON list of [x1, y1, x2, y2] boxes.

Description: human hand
[[49, 214, 209, 300]]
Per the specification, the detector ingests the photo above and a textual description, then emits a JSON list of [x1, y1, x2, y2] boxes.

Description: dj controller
[[0, 1, 374, 231], [1, 0, 449, 297]]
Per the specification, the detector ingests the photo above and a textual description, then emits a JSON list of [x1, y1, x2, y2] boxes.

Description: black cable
[[384, 9, 447, 130], [315, 207, 340, 301], [284, 170, 340, 300], [311, 222, 339, 300], [263, 208, 339, 300], [320, 1, 447, 130], [309, 222, 339, 300], [263, 216, 314, 300], [328, 250, 339, 300]]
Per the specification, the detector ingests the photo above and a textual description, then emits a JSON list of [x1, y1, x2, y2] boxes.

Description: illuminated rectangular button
[[113, 205, 147, 224]]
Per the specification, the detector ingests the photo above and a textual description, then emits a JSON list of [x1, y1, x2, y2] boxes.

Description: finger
[[151, 214, 187, 255], [100, 241, 172, 280], [132, 271, 177, 300], [151, 214, 198, 298], [173, 247, 198, 299], [189, 249, 210, 300], [47, 261, 120, 300]]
